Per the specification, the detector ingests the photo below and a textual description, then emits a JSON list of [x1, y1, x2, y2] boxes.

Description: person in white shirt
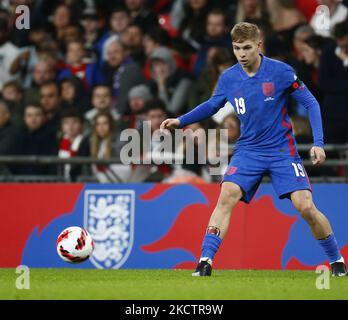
[[0, 17, 20, 90], [311, 0, 348, 37]]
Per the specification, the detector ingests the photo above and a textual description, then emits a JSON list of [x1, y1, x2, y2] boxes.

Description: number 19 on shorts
[[292, 162, 305, 177]]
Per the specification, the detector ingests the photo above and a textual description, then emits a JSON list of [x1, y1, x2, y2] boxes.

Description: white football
[[56, 226, 94, 263]]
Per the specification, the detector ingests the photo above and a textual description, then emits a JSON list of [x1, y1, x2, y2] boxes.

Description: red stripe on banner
[[0, 184, 84, 267]]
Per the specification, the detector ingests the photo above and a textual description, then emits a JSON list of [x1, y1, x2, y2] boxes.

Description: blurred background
[[0, 0, 348, 183]]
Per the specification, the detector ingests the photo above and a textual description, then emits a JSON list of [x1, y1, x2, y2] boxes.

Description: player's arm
[[160, 74, 227, 132], [287, 75, 326, 165]]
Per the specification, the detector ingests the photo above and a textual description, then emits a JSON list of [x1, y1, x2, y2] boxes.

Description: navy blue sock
[[318, 234, 342, 263], [201, 234, 222, 261]]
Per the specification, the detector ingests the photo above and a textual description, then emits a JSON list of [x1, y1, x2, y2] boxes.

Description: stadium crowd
[[0, 0, 347, 182]]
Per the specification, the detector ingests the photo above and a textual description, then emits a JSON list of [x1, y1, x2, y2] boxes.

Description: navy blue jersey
[[178, 55, 324, 157]]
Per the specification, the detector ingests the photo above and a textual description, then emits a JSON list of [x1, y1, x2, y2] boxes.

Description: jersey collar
[[238, 53, 266, 80]]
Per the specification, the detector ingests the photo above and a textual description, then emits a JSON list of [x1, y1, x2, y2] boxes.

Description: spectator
[[0, 100, 17, 155], [90, 110, 127, 182], [51, 4, 72, 41], [119, 84, 153, 131], [128, 84, 153, 117], [1, 80, 25, 127], [85, 85, 119, 125], [144, 98, 168, 134], [58, 40, 102, 91], [58, 108, 88, 181], [60, 24, 84, 48], [79, 8, 102, 61], [24, 59, 56, 105], [125, 0, 159, 32], [149, 46, 192, 115], [142, 26, 190, 78], [39, 81, 62, 136], [164, 121, 208, 184], [121, 23, 146, 66], [140, 98, 172, 181], [310, 0, 348, 38], [178, 0, 213, 49], [206, 113, 240, 176], [297, 35, 332, 104], [96, 6, 131, 60], [13, 104, 57, 175], [188, 46, 234, 110], [59, 76, 89, 113], [319, 21, 348, 144], [9, 24, 48, 88], [193, 9, 232, 76], [267, 0, 306, 32], [102, 39, 145, 115], [231, 0, 266, 24], [143, 27, 171, 57], [0, 16, 20, 90], [267, 0, 307, 53], [293, 25, 315, 61], [178, 121, 210, 181]]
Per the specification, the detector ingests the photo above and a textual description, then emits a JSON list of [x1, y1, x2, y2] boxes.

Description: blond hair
[[230, 22, 260, 43], [90, 111, 115, 159]]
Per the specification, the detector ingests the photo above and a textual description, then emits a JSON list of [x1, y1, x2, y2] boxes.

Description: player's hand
[[160, 118, 180, 134], [310, 146, 326, 165]]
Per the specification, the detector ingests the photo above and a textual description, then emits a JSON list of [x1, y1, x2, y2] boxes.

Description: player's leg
[[291, 190, 347, 276], [270, 155, 347, 277], [193, 151, 265, 276], [291, 190, 332, 239], [192, 182, 243, 277], [207, 181, 243, 239]]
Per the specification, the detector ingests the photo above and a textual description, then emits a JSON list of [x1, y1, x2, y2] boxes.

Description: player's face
[[232, 40, 261, 68]]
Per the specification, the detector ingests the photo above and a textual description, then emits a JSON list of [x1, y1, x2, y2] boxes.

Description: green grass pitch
[[0, 269, 347, 300]]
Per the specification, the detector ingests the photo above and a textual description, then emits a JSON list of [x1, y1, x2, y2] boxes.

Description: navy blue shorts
[[221, 151, 312, 203]]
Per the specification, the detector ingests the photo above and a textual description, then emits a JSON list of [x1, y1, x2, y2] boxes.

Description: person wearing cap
[[117, 84, 153, 132], [148, 46, 192, 116], [79, 8, 101, 61], [128, 84, 153, 115]]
